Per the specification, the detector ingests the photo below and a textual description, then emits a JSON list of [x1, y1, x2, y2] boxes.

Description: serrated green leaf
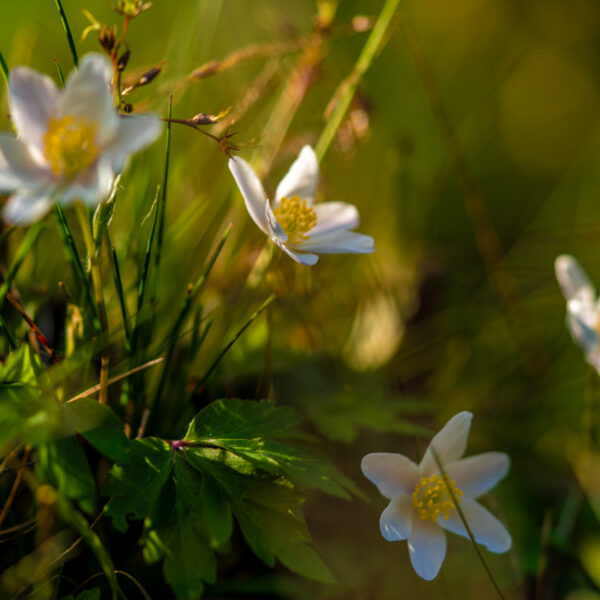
[[184, 398, 301, 441], [201, 474, 233, 548], [36, 435, 96, 514], [185, 398, 356, 499], [64, 398, 129, 461], [160, 456, 217, 598], [103, 438, 172, 532]]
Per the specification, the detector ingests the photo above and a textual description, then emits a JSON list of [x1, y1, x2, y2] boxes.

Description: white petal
[[60, 159, 114, 206], [275, 145, 319, 205], [104, 114, 163, 173], [420, 412, 473, 475], [59, 53, 118, 146], [439, 497, 511, 553], [228, 156, 269, 234], [296, 230, 375, 254], [566, 310, 599, 360], [446, 452, 510, 499], [0, 134, 51, 191], [361, 452, 419, 498], [379, 493, 413, 541], [309, 202, 359, 237], [272, 238, 319, 266], [555, 255, 596, 307], [9, 66, 59, 153], [407, 519, 447, 581], [265, 200, 287, 243], [3, 189, 52, 225]]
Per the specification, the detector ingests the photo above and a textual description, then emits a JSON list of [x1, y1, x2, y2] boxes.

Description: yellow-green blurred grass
[[3, 0, 600, 598]]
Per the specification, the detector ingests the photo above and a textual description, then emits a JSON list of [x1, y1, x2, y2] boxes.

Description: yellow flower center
[[412, 474, 463, 521], [272, 195, 317, 245], [43, 115, 99, 178]]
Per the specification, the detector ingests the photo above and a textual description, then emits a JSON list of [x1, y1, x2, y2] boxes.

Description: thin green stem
[[54, 205, 98, 327], [155, 224, 233, 404], [53, 58, 65, 86], [75, 202, 109, 404], [431, 447, 506, 600], [314, 0, 400, 162], [192, 293, 276, 395], [0, 222, 43, 308], [0, 48, 8, 86], [131, 186, 160, 355], [109, 241, 132, 353], [151, 94, 173, 308], [0, 313, 16, 350], [54, 0, 79, 67]]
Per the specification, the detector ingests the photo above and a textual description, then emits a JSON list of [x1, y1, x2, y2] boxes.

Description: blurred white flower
[[361, 412, 511, 581], [0, 53, 162, 224], [555, 254, 600, 373], [228, 145, 375, 265]]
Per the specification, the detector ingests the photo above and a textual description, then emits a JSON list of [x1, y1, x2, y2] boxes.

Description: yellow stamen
[[43, 115, 99, 178], [412, 474, 463, 521], [272, 195, 317, 245]]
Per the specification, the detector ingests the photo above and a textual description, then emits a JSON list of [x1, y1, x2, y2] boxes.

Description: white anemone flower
[[228, 145, 375, 265], [361, 411, 511, 581], [555, 254, 600, 373], [0, 53, 162, 224]]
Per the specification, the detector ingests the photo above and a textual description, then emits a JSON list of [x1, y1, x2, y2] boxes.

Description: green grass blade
[[54, 205, 98, 327], [154, 223, 232, 404], [131, 186, 160, 354], [0, 313, 16, 350], [54, 0, 79, 68], [0, 48, 8, 86], [109, 237, 132, 353], [192, 293, 276, 395], [314, 0, 400, 162], [151, 94, 173, 307], [0, 222, 43, 308], [53, 57, 65, 86]]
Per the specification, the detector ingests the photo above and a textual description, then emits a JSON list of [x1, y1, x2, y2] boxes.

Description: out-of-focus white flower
[[228, 145, 375, 265], [555, 254, 600, 373], [361, 412, 511, 581], [0, 53, 162, 224]]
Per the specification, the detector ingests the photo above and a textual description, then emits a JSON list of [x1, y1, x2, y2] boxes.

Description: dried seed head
[[98, 25, 116, 51], [117, 48, 131, 72]]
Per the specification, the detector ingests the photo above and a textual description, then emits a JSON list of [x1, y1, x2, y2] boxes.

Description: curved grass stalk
[[53, 0, 79, 68], [431, 447, 506, 600], [314, 0, 401, 162]]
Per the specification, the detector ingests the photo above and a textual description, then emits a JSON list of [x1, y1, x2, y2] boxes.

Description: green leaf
[[201, 473, 233, 547], [160, 456, 217, 599], [0, 345, 42, 384], [36, 434, 96, 514], [0, 383, 59, 449], [64, 398, 129, 461], [185, 398, 301, 441], [61, 588, 101, 600], [185, 398, 355, 498], [103, 437, 172, 532]]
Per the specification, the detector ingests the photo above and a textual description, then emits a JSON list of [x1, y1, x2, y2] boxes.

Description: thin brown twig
[[0, 446, 31, 530], [5, 291, 60, 364], [65, 357, 164, 404]]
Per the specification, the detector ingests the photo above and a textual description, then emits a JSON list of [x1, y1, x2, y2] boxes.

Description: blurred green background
[[3, 0, 600, 598]]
